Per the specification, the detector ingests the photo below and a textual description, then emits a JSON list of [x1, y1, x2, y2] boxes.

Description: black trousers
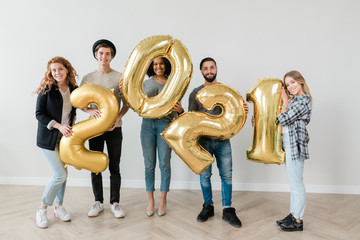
[[89, 127, 122, 204]]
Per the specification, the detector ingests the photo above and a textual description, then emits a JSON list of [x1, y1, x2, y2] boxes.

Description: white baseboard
[[0, 177, 359, 194]]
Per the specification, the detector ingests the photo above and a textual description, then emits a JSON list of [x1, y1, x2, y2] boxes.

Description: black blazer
[[36, 84, 77, 150]]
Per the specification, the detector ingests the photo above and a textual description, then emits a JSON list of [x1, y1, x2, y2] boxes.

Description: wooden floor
[[0, 185, 359, 240]]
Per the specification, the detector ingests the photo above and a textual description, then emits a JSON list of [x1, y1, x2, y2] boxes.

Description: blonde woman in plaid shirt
[[276, 70, 312, 232]]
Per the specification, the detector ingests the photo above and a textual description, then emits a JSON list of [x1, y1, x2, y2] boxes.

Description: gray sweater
[[81, 70, 124, 127], [188, 84, 222, 115], [143, 77, 179, 121]]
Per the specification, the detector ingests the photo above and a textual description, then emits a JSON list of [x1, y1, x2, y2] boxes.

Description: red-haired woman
[[35, 56, 78, 228]]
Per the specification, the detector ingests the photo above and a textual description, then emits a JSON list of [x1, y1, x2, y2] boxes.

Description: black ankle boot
[[222, 207, 242, 228], [197, 204, 214, 222]]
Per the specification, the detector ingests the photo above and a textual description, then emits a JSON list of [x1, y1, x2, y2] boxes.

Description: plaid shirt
[[277, 94, 312, 161]]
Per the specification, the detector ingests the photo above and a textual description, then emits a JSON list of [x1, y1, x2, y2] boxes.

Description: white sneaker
[[36, 208, 48, 228], [88, 201, 104, 217], [111, 202, 125, 218], [54, 205, 71, 221]]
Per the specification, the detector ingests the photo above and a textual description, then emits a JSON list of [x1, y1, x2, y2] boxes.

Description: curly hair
[[36, 56, 78, 94], [283, 70, 312, 103], [146, 57, 171, 78]]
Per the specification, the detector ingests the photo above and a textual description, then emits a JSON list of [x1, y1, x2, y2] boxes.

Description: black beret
[[92, 39, 116, 59]]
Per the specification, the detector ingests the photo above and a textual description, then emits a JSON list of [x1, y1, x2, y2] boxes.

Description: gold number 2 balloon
[[246, 78, 285, 164], [162, 84, 247, 174], [121, 35, 193, 118], [59, 84, 119, 174]]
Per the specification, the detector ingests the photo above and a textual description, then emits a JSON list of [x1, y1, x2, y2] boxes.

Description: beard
[[203, 73, 217, 83]]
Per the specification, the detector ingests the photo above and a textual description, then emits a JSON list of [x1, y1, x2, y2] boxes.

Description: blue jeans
[[41, 139, 68, 206], [141, 118, 172, 192], [283, 133, 306, 220], [198, 137, 233, 207]]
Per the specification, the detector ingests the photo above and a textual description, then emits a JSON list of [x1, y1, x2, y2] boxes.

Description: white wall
[[0, 0, 359, 194]]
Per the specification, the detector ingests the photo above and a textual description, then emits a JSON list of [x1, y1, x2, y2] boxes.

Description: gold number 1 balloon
[[246, 78, 285, 164], [121, 35, 192, 118], [162, 84, 247, 174], [60, 84, 119, 173]]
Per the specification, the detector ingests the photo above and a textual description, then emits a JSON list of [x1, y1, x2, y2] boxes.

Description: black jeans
[[89, 127, 122, 204]]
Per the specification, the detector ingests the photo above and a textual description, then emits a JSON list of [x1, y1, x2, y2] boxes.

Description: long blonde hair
[[283, 70, 312, 103], [36, 56, 78, 94]]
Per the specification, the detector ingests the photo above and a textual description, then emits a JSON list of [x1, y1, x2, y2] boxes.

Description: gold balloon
[[59, 83, 119, 173], [162, 84, 247, 174], [122, 35, 193, 118], [246, 78, 285, 164]]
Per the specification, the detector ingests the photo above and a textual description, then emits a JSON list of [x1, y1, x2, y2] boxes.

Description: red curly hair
[[36, 56, 78, 94]]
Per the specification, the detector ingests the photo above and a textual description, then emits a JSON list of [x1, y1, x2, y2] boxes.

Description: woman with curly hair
[[35, 56, 78, 228]]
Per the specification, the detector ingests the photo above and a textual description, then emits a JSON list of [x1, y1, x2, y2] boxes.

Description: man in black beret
[[81, 39, 128, 219]]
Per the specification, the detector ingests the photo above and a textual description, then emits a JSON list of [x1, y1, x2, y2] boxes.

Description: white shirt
[[60, 87, 72, 125]]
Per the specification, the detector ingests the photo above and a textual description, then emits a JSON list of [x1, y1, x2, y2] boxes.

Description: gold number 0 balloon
[[246, 78, 285, 164], [162, 84, 247, 174], [60, 84, 119, 174], [121, 35, 192, 118]]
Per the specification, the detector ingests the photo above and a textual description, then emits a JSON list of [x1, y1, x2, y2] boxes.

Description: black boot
[[222, 207, 242, 228], [197, 204, 214, 222]]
